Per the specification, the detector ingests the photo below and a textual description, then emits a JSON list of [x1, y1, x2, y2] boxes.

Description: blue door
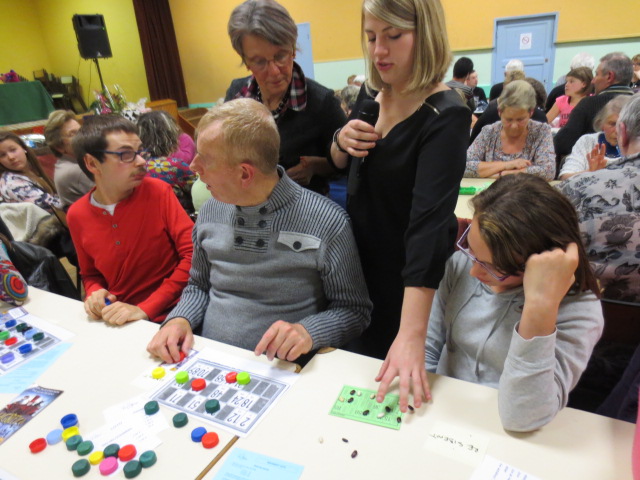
[[296, 22, 315, 80], [492, 14, 557, 91]]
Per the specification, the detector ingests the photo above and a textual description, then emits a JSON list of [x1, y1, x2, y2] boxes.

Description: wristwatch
[[333, 128, 347, 153]]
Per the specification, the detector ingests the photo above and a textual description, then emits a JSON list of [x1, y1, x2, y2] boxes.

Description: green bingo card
[[329, 385, 404, 430]]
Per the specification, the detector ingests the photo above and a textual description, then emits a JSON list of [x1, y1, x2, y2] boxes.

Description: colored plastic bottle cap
[[33, 332, 45, 341], [124, 460, 142, 478], [62, 426, 80, 441], [103, 443, 120, 458], [99, 456, 118, 476], [191, 426, 207, 442], [151, 367, 165, 379], [47, 428, 63, 445], [118, 444, 137, 462], [15, 322, 27, 332], [29, 437, 47, 453], [89, 450, 104, 465], [4, 319, 16, 328], [139, 450, 157, 468], [5, 336, 17, 346], [179, 350, 186, 362], [236, 372, 251, 385], [0, 330, 9, 341], [66, 435, 83, 451], [172, 412, 188, 428], [18, 343, 33, 354], [61, 413, 79, 429], [72, 458, 91, 477], [225, 372, 237, 383], [175, 371, 189, 384], [24, 329, 37, 340], [202, 432, 219, 449], [1, 352, 14, 364], [191, 378, 206, 391], [77, 440, 94, 456], [144, 400, 159, 415], [205, 399, 220, 414]]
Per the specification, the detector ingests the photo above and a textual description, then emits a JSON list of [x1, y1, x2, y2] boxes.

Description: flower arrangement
[[91, 84, 150, 121]]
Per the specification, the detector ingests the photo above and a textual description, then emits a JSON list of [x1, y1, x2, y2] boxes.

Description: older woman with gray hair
[[558, 95, 631, 180], [224, 0, 346, 195], [465, 80, 555, 180]]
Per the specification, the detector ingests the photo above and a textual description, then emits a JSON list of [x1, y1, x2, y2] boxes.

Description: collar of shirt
[[598, 84, 634, 95], [235, 61, 308, 115]]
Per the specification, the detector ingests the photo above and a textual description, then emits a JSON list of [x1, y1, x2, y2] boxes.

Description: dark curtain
[[133, 0, 189, 107]]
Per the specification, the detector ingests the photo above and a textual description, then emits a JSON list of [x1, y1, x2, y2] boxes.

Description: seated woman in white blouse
[[465, 80, 555, 180], [558, 95, 631, 180]]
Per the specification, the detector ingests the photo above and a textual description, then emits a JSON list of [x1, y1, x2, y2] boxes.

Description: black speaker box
[[72, 14, 112, 59]]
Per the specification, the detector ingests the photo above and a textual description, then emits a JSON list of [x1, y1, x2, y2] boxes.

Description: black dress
[[346, 88, 471, 359]]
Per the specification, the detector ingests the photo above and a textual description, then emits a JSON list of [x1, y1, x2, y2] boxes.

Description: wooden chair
[[178, 107, 208, 138], [60, 76, 87, 113]]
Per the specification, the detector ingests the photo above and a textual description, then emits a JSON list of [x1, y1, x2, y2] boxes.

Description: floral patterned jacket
[[558, 153, 640, 304], [0, 171, 63, 213]]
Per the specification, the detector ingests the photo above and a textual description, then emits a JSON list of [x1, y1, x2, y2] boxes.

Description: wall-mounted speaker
[[72, 14, 112, 60]]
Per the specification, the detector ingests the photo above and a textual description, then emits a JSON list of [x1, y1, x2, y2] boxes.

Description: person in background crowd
[[489, 59, 524, 101], [331, 0, 470, 412], [465, 80, 555, 180], [427, 174, 603, 432], [137, 110, 197, 214], [546, 52, 595, 112], [446, 56, 476, 111], [466, 70, 487, 107], [631, 54, 640, 91], [547, 67, 593, 128], [44, 110, 93, 208], [558, 95, 630, 179], [224, 0, 346, 195], [554, 52, 634, 157]]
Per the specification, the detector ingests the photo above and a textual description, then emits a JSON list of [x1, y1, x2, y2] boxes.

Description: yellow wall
[[0, 0, 52, 81]]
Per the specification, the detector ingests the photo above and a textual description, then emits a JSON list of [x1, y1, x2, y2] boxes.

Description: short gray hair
[[196, 99, 280, 174], [497, 80, 536, 112], [593, 95, 631, 131], [618, 93, 640, 142], [570, 52, 595, 71], [228, 0, 297, 62], [600, 52, 633, 85], [505, 59, 524, 73]]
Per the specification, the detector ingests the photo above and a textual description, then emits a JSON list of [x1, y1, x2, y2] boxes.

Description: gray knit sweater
[[426, 252, 603, 432], [165, 169, 371, 352]]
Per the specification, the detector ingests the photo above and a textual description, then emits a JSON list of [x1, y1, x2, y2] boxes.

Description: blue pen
[[105, 298, 111, 306]]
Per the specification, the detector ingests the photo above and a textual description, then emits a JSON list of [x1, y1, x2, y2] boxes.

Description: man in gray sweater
[[147, 98, 371, 364]]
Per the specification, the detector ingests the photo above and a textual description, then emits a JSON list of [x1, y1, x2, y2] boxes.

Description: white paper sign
[[469, 455, 541, 480], [519, 33, 532, 50]]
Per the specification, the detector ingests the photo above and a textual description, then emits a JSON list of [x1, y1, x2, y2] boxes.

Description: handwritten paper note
[[424, 421, 489, 467], [469, 455, 541, 480], [213, 448, 304, 480]]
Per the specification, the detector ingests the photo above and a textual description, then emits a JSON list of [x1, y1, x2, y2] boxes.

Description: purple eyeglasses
[[456, 224, 510, 281]]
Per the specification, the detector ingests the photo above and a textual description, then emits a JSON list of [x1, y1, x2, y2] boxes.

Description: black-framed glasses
[[245, 50, 293, 72], [93, 149, 151, 163], [456, 224, 510, 281]]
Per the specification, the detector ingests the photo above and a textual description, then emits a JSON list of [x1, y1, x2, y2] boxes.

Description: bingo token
[[61, 413, 79, 429], [99, 456, 118, 476], [225, 372, 237, 383], [191, 378, 206, 391], [29, 438, 47, 453], [236, 372, 250, 385], [47, 428, 63, 445], [202, 432, 219, 449], [179, 350, 186, 362], [0, 331, 9, 341], [89, 450, 104, 465], [4, 319, 16, 328], [123, 460, 142, 479], [103, 443, 120, 458], [5, 336, 17, 346], [62, 426, 80, 441], [173, 412, 188, 428], [77, 440, 94, 456], [139, 450, 157, 468], [191, 426, 207, 442], [151, 367, 165, 379], [1, 352, 14, 364], [66, 435, 83, 451], [18, 343, 33, 354], [144, 400, 159, 415], [175, 371, 189, 384], [118, 444, 137, 462], [205, 399, 220, 414], [72, 459, 91, 477], [33, 332, 45, 341]]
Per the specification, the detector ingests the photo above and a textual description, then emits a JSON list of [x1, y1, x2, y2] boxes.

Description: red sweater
[[68, 178, 193, 322]]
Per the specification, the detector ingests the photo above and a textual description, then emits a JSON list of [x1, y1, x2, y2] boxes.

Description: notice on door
[[519, 32, 532, 50]]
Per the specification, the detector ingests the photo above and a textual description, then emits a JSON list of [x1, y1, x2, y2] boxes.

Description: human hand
[[84, 289, 117, 320], [338, 119, 379, 158], [587, 143, 607, 171], [500, 167, 528, 176], [102, 302, 149, 326], [254, 320, 313, 362], [375, 333, 431, 413], [146, 317, 194, 364], [506, 158, 532, 170], [286, 156, 324, 185], [523, 242, 579, 310]]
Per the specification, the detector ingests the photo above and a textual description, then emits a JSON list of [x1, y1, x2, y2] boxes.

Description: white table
[[455, 178, 495, 219], [0, 288, 294, 480], [209, 348, 635, 480]]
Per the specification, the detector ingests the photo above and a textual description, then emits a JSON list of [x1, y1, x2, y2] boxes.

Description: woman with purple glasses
[[426, 174, 603, 432]]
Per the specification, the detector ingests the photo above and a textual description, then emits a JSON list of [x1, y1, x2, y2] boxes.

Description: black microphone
[[347, 99, 380, 197]]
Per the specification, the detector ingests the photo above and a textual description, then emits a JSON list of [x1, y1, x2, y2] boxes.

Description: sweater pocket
[[277, 232, 321, 252]]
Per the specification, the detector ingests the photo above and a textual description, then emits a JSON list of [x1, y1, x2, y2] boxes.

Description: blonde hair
[[197, 99, 279, 174], [362, 0, 451, 95], [44, 110, 77, 158], [497, 80, 536, 112]]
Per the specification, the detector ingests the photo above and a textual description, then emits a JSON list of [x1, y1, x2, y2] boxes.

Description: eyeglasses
[[93, 149, 151, 163], [245, 50, 293, 72], [456, 225, 510, 281]]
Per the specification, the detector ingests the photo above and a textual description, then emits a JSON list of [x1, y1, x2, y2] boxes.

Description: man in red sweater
[[68, 115, 193, 325]]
